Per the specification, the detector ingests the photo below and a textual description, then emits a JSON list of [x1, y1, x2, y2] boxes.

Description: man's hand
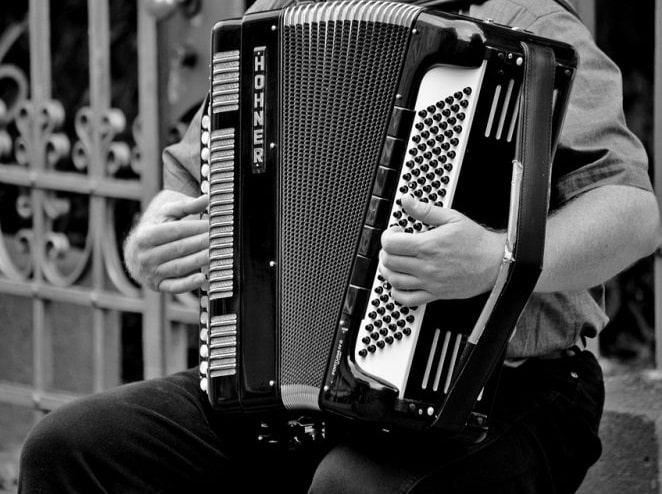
[[124, 190, 209, 293], [379, 194, 505, 306]]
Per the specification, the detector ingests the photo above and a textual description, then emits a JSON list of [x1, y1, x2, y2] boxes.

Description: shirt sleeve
[[245, 0, 294, 14], [525, 10, 653, 208], [162, 102, 204, 197], [161, 0, 288, 196]]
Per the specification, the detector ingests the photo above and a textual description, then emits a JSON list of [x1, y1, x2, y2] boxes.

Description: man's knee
[[309, 443, 417, 494], [20, 401, 94, 471]]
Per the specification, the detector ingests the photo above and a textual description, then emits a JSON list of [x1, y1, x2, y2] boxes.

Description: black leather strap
[[432, 41, 557, 436], [514, 41, 555, 270]]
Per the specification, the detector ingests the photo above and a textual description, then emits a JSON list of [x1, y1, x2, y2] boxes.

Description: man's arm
[[536, 184, 659, 292], [124, 190, 209, 293], [379, 185, 660, 306]]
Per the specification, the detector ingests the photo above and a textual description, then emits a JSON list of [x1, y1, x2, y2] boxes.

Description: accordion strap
[[432, 41, 556, 434]]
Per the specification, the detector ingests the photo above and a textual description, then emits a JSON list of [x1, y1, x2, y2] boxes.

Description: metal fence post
[[137, 2, 169, 380], [655, 0, 662, 371]]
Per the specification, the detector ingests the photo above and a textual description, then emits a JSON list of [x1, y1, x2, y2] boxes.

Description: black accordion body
[[198, 0, 577, 440]]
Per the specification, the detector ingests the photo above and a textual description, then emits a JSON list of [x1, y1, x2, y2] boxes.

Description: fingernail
[[401, 194, 415, 211]]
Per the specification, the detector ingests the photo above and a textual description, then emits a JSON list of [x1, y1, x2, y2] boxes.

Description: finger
[[379, 250, 422, 276], [160, 194, 209, 220], [378, 262, 422, 291], [139, 219, 208, 247], [158, 272, 207, 294], [149, 231, 209, 265], [154, 248, 209, 281], [400, 194, 457, 226], [380, 228, 421, 257], [390, 287, 435, 306]]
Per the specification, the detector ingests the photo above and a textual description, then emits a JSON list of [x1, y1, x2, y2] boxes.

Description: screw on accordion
[[197, 0, 577, 441]]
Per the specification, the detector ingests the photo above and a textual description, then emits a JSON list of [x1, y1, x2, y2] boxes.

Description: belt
[[536, 345, 583, 360], [503, 344, 584, 368]]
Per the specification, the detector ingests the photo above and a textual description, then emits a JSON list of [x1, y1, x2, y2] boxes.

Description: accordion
[[198, 0, 577, 440]]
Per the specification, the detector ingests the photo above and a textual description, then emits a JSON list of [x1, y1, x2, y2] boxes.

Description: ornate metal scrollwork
[[32, 101, 93, 288], [69, 104, 142, 296], [0, 24, 32, 280], [104, 199, 141, 297], [0, 16, 143, 299]]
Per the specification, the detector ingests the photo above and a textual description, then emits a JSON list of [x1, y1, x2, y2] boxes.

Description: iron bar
[[88, 0, 113, 393], [0, 381, 80, 411], [28, 0, 52, 405], [0, 278, 145, 313], [0, 164, 144, 199], [138, 0, 168, 379], [655, 0, 662, 369]]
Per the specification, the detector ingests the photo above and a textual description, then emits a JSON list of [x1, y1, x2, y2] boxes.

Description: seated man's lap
[[20, 350, 603, 493]]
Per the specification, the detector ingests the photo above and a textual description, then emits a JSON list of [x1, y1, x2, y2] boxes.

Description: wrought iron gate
[[0, 0, 244, 414], [0, 0, 661, 422]]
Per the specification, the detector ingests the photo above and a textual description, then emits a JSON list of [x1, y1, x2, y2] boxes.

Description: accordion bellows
[[198, 0, 577, 439]]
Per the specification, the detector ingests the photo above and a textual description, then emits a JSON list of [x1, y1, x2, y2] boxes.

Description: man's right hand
[[124, 190, 209, 293]]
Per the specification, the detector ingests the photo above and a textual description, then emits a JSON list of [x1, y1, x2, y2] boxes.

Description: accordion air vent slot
[[421, 329, 442, 391], [484, 79, 520, 142], [495, 79, 514, 140], [419, 330, 466, 394], [506, 96, 521, 142], [432, 331, 453, 392], [443, 334, 464, 393]]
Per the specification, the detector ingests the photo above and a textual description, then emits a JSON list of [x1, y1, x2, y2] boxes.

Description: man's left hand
[[379, 194, 505, 306]]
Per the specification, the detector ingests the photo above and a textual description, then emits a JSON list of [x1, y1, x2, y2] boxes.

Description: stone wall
[[579, 372, 662, 493]]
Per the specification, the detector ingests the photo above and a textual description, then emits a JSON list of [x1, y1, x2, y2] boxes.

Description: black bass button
[[357, 225, 382, 258], [365, 196, 392, 229], [350, 255, 379, 290], [379, 137, 407, 170], [373, 166, 400, 199], [387, 106, 415, 138], [342, 286, 370, 317]]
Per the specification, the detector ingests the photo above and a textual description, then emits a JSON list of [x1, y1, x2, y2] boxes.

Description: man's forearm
[[535, 185, 660, 293]]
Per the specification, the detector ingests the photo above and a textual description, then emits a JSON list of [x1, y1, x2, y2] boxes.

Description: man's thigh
[[19, 368, 317, 492], [309, 350, 604, 494]]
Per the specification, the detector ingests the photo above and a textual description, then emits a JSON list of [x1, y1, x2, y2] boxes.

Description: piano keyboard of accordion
[[198, 0, 577, 440]]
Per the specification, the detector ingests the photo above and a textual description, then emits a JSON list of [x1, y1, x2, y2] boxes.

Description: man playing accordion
[[19, 0, 659, 492]]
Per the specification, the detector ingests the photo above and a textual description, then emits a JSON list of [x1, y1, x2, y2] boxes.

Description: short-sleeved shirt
[[162, 0, 653, 359]]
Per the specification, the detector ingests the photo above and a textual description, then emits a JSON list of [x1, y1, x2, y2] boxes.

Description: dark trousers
[[19, 348, 604, 493]]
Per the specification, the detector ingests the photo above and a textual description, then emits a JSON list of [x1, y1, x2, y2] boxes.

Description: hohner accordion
[[198, 0, 577, 440]]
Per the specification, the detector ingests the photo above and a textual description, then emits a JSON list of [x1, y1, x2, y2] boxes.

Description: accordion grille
[[279, 15, 413, 399]]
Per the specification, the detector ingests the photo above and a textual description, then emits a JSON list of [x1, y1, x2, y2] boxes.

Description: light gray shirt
[[162, 0, 653, 358]]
